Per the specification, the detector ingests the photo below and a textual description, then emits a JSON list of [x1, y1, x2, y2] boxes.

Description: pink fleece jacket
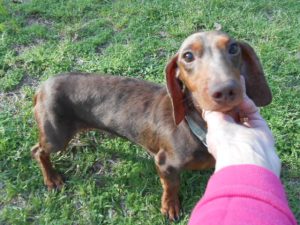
[[188, 165, 297, 225]]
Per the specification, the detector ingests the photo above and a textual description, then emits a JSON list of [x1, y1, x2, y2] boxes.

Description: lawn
[[0, 0, 299, 224]]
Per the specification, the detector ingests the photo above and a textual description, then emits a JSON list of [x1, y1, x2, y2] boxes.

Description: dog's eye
[[183, 52, 195, 62], [228, 43, 239, 55]]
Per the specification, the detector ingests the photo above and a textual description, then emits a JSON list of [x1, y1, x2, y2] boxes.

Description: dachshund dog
[[31, 31, 272, 221]]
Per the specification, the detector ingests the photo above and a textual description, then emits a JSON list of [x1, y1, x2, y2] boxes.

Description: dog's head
[[166, 31, 272, 125]]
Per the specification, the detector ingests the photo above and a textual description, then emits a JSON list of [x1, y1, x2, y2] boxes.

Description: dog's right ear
[[165, 54, 185, 125]]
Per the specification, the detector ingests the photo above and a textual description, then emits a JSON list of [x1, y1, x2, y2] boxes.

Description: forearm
[[188, 165, 297, 225]]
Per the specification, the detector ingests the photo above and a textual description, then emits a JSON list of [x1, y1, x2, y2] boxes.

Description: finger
[[246, 118, 270, 129], [227, 108, 241, 123], [203, 110, 235, 129], [239, 97, 262, 121], [203, 108, 240, 123]]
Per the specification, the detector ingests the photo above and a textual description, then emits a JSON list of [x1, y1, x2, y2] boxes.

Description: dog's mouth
[[209, 102, 240, 112], [192, 93, 243, 113]]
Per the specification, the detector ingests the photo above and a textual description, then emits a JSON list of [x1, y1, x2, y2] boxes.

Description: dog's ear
[[165, 54, 185, 125], [239, 42, 272, 106]]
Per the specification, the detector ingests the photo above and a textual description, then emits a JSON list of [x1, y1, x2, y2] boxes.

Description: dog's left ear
[[239, 42, 272, 106], [165, 54, 185, 125]]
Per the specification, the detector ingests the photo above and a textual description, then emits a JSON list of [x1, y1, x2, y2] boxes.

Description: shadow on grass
[[38, 130, 213, 223]]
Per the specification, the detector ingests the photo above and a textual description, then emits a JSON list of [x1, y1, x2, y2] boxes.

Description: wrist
[[214, 144, 281, 177]]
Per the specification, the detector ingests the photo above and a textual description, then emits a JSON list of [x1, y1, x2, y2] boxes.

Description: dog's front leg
[[155, 150, 181, 221], [31, 144, 64, 190], [156, 166, 180, 221]]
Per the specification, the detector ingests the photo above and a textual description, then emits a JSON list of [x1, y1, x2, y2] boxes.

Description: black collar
[[185, 114, 208, 147], [182, 92, 208, 147]]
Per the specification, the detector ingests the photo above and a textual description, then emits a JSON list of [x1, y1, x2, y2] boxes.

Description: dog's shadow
[[51, 130, 212, 223]]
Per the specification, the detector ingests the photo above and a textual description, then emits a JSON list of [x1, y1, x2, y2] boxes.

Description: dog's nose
[[210, 80, 239, 103]]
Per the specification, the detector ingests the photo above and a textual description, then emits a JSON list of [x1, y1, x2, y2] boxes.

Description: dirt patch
[[26, 15, 53, 28], [158, 31, 169, 39], [12, 0, 32, 4], [264, 9, 282, 22], [96, 42, 111, 54], [0, 92, 23, 113], [89, 155, 121, 188], [296, 51, 300, 62], [195, 23, 207, 32], [0, 75, 38, 114], [13, 74, 39, 92], [156, 48, 167, 58], [8, 195, 27, 209], [90, 155, 120, 176], [13, 39, 44, 56], [107, 207, 117, 219], [0, 182, 4, 211], [0, 182, 4, 189], [67, 132, 111, 154]]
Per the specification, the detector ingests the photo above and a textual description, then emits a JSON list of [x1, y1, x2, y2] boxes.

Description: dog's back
[[34, 73, 167, 148]]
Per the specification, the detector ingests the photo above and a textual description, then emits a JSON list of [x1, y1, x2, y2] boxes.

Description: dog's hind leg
[[31, 91, 77, 190], [31, 117, 77, 190]]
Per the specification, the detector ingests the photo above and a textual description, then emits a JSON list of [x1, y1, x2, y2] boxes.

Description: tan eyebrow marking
[[190, 41, 203, 52], [216, 36, 230, 49]]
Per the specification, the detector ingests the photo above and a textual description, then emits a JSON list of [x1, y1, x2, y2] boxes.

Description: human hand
[[203, 77, 281, 176]]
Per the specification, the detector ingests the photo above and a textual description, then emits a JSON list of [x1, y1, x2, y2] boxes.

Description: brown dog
[[31, 31, 272, 221]]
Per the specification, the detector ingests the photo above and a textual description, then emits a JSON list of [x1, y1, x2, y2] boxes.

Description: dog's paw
[[161, 197, 180, 222], [44, 172, 64, 191]]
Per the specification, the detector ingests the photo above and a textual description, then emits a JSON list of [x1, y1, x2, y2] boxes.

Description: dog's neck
[[183, 92, 208, 147]]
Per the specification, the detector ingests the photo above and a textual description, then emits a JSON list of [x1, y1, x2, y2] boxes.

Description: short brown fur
[[31, 31, 272, 221]]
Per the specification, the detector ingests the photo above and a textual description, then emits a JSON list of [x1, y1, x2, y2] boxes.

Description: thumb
[[203, 110, 235, 130]]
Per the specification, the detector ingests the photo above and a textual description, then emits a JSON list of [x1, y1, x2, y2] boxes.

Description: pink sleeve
[[188, 165, 297, 225]]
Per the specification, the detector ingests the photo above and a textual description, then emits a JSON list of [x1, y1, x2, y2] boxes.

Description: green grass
[[0, 0, 299, 224]]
